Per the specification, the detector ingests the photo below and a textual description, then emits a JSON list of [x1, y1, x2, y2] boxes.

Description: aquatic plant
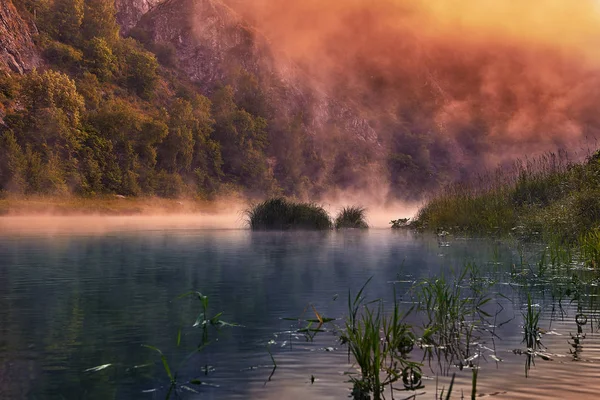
[[390, 218, 409, 229], [521, 293, 543, 377], [283, 303, 336, 342], [414, 264, 494, 375], [142, 291, 238, 398], [334, 206, 369, 229], [341, 280, 420, 400], [579, 229, 600, 268], [246, 198, 332, 230]]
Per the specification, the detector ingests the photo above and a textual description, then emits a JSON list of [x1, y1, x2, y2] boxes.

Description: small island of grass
[[246, 198, 333, 230], [334, 206, 369, 229]]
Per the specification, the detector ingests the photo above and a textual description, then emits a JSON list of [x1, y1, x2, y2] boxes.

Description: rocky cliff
[[115, 0, 163, 34], [0, 0, 40, 74]]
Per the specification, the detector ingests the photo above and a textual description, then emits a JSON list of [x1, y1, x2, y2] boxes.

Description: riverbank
[[414, 150, 600, 243], [0, 195, 239, 216]]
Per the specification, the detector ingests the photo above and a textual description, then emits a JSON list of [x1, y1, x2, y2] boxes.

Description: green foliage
[[335, 206, 368, 229], [0, 71, 19, 102], [0, 131, 26, 193], [152, 42, 178, 68], [415, 264, 493, 373], [414, 151, 588, 238], [19, 69, 85, 125], [416, 187, 516, 234], [522, 293, 542, 377], [0, 0, 387, 200], [75, 72, 102, 110], [212, 85, 275, 192], [343, 280, 420, 400], [87, 99, 167, 195], [124, 45, 159, 98], [246, 198, 333, 230], [159, 99, 197, 173], [50, 0, 84, 44], [231, 69, 270, 118], [7, 69, 85, 164], [155, 171, 188, 198], [82, 0, 120, 43], [84, 37, 117, 81], [21, 147, 69, 195], [41, 39, 84, 71]]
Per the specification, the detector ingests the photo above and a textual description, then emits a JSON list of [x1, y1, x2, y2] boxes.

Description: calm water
[[1, 220, 599, 399]]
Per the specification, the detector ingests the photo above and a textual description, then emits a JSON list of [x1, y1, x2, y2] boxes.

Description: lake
[[0, 217, 599, 399]]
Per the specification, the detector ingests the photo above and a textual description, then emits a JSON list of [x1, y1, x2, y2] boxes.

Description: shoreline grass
[[413, 150, 600, 244]]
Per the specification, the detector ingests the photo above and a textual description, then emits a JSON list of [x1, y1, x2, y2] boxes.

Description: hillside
[[1, 0, 599, 203], [0, 0, 385, 201]]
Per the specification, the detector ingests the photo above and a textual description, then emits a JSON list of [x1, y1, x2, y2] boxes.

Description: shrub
[[155, 171, 188, 198], [246, 198, 332, 230], [125, 47, 159, 98], [335, 206, 368, 229], [42, 40, 83, 71]]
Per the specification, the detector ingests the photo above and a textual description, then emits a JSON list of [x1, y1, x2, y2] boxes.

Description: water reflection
[[0, 230, 598, 399]]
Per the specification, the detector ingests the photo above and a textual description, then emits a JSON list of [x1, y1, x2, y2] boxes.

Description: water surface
[[0, 220, 599, 399]]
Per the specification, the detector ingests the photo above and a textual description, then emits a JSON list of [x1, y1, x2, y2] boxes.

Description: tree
[[8, 69, 85, 160], [125, 47, 159, 98], [84, 37, 117, 81], [211, 85, 275, 193], [82, 0, 120, 43], [52, 0, 84, 44], [0, 131, 26, 193], [87, 99, 167, 195], [159, 99, 196, 173]]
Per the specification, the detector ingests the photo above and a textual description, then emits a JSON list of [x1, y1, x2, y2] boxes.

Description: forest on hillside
[[1, 0, 380, 200]]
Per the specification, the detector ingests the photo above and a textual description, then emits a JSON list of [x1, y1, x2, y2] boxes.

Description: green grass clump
[[246, 198, 332, 230], [335, 206, 368, 229]]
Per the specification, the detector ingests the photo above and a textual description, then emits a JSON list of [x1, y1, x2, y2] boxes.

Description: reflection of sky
[[0, 230, 598, 399]]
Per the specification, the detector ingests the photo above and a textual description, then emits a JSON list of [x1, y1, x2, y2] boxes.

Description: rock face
[[0, 0, 40, 74], [134, 0, 378, 144], [115, 0, 163, 35]]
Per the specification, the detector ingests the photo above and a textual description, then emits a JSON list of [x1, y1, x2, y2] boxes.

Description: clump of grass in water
[[335, 206, 369, 229], [414, 264, 495, 380], [342, 279, 421, 400], [521, 293, 543, 377], [246, 198, 332, 230]]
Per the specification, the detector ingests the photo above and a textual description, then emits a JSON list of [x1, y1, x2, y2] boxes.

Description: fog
[[226, 0, 600, 187]]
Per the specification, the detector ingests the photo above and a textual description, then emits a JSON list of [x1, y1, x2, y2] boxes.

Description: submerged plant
[[283, 303, 336, 342], [143, 291, 238, 398], [334, 206, 369, 229], [246, 198, 332, 230]]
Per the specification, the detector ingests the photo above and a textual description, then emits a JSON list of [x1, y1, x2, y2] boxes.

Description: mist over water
[[0, 200, 418, 234]]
